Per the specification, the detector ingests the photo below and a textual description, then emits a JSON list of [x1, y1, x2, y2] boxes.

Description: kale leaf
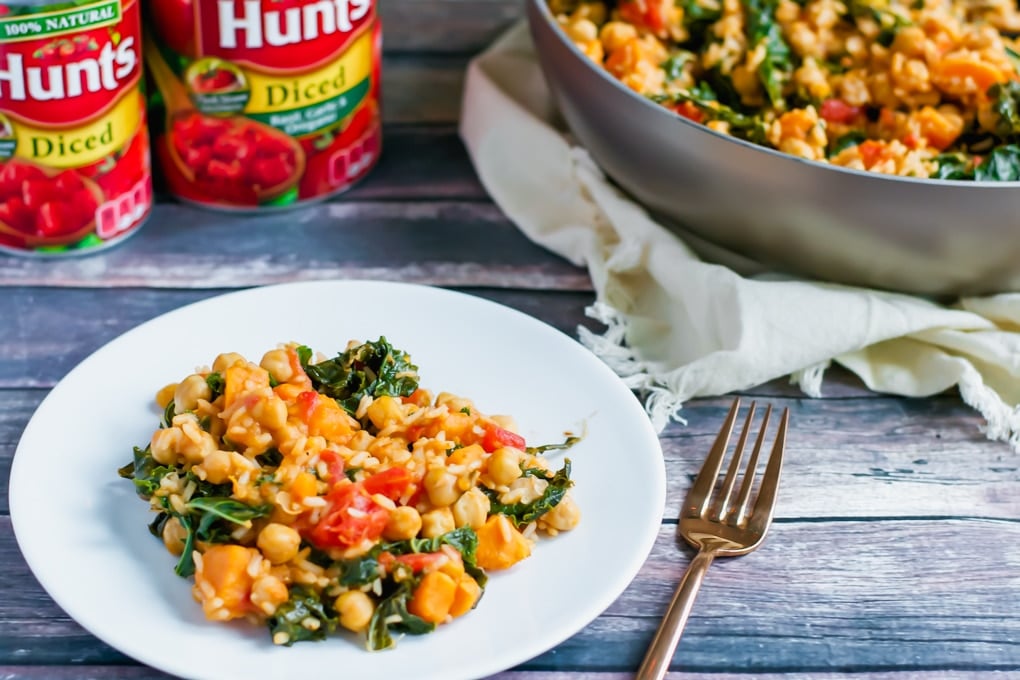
[[743, 0, 793, 108], [118, 446, 176, 499], [299, 338, 420, 415], [161, 399, 176, 428], [848, 0, 911, 46], [367, 581, 434, 651], [661, 53, 693, 83], [989, 81, 1020, 139], [382, 526, 487, 586], [933, 145, 1020, 181], [932, 152, 973, 179], [268, 586, 337, 645], [973, 145, 1020, 181], [680, 0, 723, 48], [526, 435, 582, 456], [255, 447, 283, 467], [338, 553, 383, 587], [651, 90, 769, 142], [830, 131, 867, 156], [483, 460, 573, 528], [172, 497, 273, 577], [336, 527, 487, 588], [205, 372, 225, 400]]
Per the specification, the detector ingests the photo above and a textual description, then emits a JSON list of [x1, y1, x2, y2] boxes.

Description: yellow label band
[[244, 29, 372, 114], [13, 90, 141, 168]]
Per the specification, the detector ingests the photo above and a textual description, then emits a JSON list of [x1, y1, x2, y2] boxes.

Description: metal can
[[144, 0, 382, 210], [0, 0, 151, 256]]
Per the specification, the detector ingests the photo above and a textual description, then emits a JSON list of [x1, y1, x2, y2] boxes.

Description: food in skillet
[[550, 0, 1020, 179], [119, 339, 581, 650]]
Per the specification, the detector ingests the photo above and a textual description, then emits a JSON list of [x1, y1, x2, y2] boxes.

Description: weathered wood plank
[[0, 670, 991, 680], [344, 126, 487, 200], [0, 203, 588, 291], [382, 56, 465, 123], [1, 390, 1013, 518], [0, 518, 1017, 672], [380, 0, 521, 55]]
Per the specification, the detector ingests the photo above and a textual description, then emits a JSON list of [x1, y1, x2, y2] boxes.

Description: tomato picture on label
[[163, 111, 304, 206], [187, 59, 246, 94], [0, 160, 102, 247]]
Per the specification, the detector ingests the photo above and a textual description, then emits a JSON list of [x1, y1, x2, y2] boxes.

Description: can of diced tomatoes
[[0, 0, 152, 256], [144, 0, 382, 210]]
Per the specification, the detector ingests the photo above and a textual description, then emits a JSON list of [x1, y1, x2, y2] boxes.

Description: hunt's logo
[[198, 0, 375, 72], [0, 0, 140, 127]]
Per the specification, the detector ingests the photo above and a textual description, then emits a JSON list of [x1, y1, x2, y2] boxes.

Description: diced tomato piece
[[362, 467, 413, 500], [318, 450, 345, 483], [307, 482, 389, 548], [481, 424, 526, 453], [671, 101, 704, 123], [394, 551, 446, 573], [618, 0, 669, 36], [819, 98, 863, 125], [857, 140, 887, 168], [296, 390, 319, 423]]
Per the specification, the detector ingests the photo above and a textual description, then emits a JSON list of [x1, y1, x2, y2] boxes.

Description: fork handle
[[635, 549, 716, 680]]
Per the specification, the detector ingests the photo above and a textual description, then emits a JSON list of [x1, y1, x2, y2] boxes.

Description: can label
[[145, 0, 382, 209], [0, 0, 151, 255]]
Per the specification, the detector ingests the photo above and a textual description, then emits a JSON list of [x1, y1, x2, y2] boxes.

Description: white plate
[[10, 280, 665, 680]]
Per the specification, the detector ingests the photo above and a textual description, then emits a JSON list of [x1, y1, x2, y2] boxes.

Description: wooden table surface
[[3, 2, 1020, 678]]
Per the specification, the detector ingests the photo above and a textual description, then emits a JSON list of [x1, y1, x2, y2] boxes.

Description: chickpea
[[161, 516, 189, 556], [366, 396, 403, 430], [599, 20, 637, 52], [566, 17, 598, 43], [251, 574, 289, 615], [487, 447, 523, 486], [423, 467, 460, 507], [543, 495, 582, 531], [212, 352, 246, 373], [155, 383, 177, 409], [257, 523, 302, 564], [150, 427, 181, 465], [178, 425, 218, 465], [335, 590, 375, 633], [253, 396, 288, 430], [452, 488, 490, 530], [200, 450, 233, 485], [259, 349, 294, 384], [383, 506, 422, 541], [174, 374, 212, 414], [420, 508, 455, 538]]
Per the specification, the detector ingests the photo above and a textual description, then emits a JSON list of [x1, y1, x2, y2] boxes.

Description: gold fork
[[636, 398, 790, 680]]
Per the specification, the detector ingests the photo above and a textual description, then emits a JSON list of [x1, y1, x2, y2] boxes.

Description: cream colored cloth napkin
[[459, 22, 1020, 449]]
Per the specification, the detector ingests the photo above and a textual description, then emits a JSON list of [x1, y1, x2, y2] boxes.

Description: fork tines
[[687, 398, 789, 530]]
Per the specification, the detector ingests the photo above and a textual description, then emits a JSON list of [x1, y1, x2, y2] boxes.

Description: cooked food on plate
[[119, 338, 581, 650]]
